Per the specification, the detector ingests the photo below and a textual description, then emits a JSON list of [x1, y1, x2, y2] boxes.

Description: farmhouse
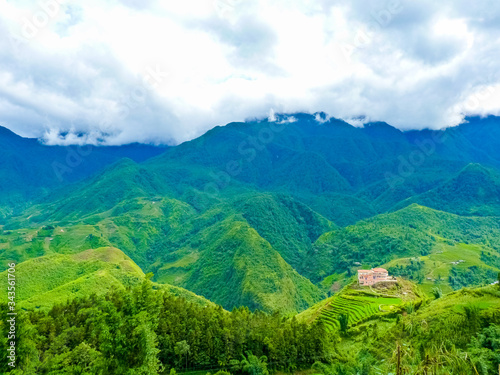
[[357, 268, 392, 286]]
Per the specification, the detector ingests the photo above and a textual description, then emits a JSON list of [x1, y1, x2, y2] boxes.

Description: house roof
[[357, 270, 372, 273], [372, 268, 388, 272]]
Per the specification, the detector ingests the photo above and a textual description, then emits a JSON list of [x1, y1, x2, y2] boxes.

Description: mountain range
[[2, 113, 500, 314]]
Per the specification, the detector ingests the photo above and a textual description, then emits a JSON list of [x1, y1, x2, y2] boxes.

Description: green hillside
[[2, 195, 326, 314], [0, 126, 165, 220], [233, 193, 336, 271], [309, 283, 500, 374], [1, 246, 215, 312], [298, 278, 422, 329], [308, 204, 500, 286], [0, 114, 500, 375], [0, 279, 328, 374], [395, 163, 500, 216], [383, 241, 500, 295], [0, 247, 212, 310], [2, 114, 500, 348], [157, 216, 324, 314], [5, 276, 500, 374]]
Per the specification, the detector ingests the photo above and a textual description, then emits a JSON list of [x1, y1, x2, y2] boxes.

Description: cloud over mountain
[[1, 0, 500, 145]]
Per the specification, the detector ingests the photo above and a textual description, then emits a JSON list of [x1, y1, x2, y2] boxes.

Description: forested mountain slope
[[2, 114, 500, 314]]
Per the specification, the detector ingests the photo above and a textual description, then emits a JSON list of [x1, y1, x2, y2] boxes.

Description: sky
[[1, 0, 500, 145]]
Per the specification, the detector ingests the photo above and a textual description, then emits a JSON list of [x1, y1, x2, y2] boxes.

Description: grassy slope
[[309, 204, 500, 279], [4, 198, 500, 313], [0, 246, 213, 310], [298, 279, 423, 330], [382, 241, 500, 295], [317, 284, 500, 373], [394, 163, 500, 216], [3, 195, 326, 314], [161, 217, 324, 314], [233, 193, 336, 272], [4, 199, 500, 312], [0, 247, 143, 309]]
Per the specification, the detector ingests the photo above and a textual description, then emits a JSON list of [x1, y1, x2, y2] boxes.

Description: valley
[[2, 114, 500, 373]]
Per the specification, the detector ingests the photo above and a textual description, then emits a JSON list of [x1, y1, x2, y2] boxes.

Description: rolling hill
[[0, 246, 212, 310], [394, 163, 500, 216], [2, 114, 500, 315], [0, 125, 166, 220], [1, 195, 328, 314], [307, 204, 500, 287]]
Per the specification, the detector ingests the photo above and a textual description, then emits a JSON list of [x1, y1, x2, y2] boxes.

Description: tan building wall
[[358, 268, 389, 286]]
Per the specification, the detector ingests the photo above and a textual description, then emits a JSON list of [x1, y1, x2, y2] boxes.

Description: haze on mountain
[[2, 113, 500, 313], [3, 1, 500, 373], [1, 0, 500, 145]]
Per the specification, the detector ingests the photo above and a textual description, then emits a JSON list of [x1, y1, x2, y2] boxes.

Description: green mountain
[[169, 216, 323, 313], [0, 126, 165, 219], [395, 163, 500, 216], [233, 193, 336, 271], [3, 114, 500, 373], [3, 114, 500, 316], [0, 246, 211, 310], [308, 204, 500, 286], [2, 195, 326, 313]]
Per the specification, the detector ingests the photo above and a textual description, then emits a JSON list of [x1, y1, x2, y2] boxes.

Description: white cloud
[[0, 0, 499, 144]]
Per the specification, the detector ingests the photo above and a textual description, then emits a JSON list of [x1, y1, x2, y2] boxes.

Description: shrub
[[339, 313, 349, 333], [431, 287, 443, 299]]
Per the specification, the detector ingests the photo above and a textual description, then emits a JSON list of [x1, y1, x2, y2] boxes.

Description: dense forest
[[2, 280, 500, 374], [2, 116, 500, 373], [0, 279, 329, 374]]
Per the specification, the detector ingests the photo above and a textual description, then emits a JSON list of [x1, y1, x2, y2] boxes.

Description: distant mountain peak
[[0, 125, 21, 138]]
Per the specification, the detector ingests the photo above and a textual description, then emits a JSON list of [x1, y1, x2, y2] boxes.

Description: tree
[[134, 317, 163, 375], [175, 340, 190, 371], [431, 287, 442, 299], [240, 352, 269, 375], [339, 313, 349, 334], [86, 233, 101, 249]]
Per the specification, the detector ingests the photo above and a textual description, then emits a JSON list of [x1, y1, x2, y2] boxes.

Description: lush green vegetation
[[383, 241, 500, 295], [0, 247, 212, 311], [3, 279, 500, 374], [5, 115, 500, 314], [299, 280, 420, 333], [0, 126, 165, 220], [319, 296, 382, 331], [396, 163, 500, 216], [1, 196, 326, 314], [0, 280, 330, 374], [303, 283, 500, 374], [3, 115, 500, 372], [308, 204, 500, 286]]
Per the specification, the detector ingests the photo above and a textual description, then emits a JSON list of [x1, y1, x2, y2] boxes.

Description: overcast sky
[[1, 0, 500, 145]]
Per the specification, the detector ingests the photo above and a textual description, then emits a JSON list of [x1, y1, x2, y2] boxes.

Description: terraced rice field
[[319, 295, 401, 331]]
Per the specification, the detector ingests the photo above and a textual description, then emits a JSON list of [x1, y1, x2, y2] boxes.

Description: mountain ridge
[[3, 115, 500, 314]]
